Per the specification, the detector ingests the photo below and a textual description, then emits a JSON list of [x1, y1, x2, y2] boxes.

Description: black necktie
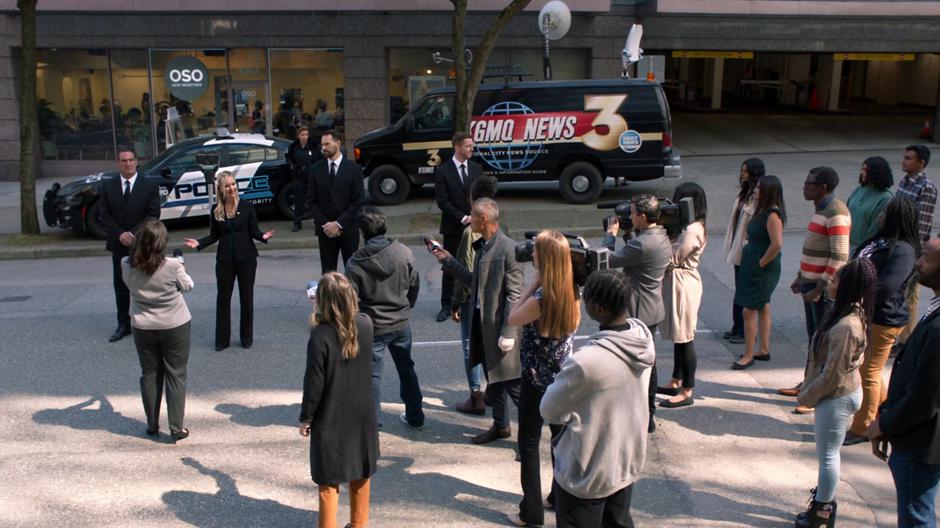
[[329, 162, 337, 187], [459, 164, 467, 187], [123, 180, 130, 203]]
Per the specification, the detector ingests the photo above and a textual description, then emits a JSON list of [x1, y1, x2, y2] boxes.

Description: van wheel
[[276, 181, 296, 219], [559, 162, 604, 204], [369, 165, 410, 205], [85, 201, 107, 240]]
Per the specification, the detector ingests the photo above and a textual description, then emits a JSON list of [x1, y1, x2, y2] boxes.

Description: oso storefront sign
[[165, 56, 209, 101]]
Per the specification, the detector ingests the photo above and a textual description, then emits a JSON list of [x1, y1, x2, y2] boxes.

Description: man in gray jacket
[[541, 269, 654, 527], [346, 206, 424, 428], [433, 197, 525, 444], [604, 193, 671, 433]]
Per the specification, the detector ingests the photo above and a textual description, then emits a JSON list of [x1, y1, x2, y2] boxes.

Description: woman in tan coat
[[659, 183, 707, 407]]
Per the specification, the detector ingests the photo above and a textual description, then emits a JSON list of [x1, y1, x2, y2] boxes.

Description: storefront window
[[150, 49, 230, 153], [229, 48, 269, 135], [36, 49, 115, 160], [109, 50, 153, 159], [387, 48, 590, 124], [269, 49, 345, 140]]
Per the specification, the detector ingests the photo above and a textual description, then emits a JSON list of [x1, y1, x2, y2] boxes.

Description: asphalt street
[[0, 234, 935, 527]]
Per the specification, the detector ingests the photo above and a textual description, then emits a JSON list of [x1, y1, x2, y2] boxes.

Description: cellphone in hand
[[423, 236, 443, 253]]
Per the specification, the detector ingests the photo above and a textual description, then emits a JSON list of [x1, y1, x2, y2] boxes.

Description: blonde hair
[[535, 230, 580, 338], [309, 273, 360, 360], [213, 171, 239, 222]]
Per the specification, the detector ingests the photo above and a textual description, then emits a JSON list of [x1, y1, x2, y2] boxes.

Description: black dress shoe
[[291, 224, 302, 232], [660, 397, 694, 408], [109, 325, 132, 342], [241, 341, 252, 349], [656, 386, 681, 396], [471, 425, 511, 444], [731, 358, 755, 370], [171, 428, 189, 443], [215, 344, 228, 351], [728, 334, 745, 344], [435, 307, 451, 323], [754, 353, 771, 361], [145, 427, 159, 437]]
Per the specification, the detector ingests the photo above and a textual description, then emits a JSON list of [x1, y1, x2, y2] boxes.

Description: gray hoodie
[[540, 320, 655, 499], [345, 236, 419, 336]]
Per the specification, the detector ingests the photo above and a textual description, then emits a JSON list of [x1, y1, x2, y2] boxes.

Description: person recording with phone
[[121, 219, 194, 442], [603, 193, 671, 433], [183, 171, 274, 351], [431, 197, 525, 445]]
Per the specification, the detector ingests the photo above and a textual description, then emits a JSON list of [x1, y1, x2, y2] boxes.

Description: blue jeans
[[371, 327, 424, 427], [889, 448, 940, 527], [459, 301, 483, 392], [800, 281, 829, 345], [813, 389, 861, 502]]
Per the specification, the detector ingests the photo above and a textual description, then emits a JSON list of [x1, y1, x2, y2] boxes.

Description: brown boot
[[455, 391, 486, 415], [471, 424, 511, 444]]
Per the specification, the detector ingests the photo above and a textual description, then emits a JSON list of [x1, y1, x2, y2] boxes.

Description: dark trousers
[[472, 307, 521, 429], [132, 321, 191, 433], [518, 378, 562, 525], [800, 281, 828, 345], [554, 481, 635, 528], [215, 259, 257, 348], [371, 326, 424, 427], [889, 448, 940, 528], [440, 232, 461, 309], [671, 340, 697, 389], [730, 265, 744, 336], [111, 251, 131, 327], [292, 178, 307, 226], [318, 230, 359, 274]]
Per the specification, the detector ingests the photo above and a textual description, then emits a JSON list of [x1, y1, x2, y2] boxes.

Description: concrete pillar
[[711, 58, 725, 110], [828, 58, 843, 111]]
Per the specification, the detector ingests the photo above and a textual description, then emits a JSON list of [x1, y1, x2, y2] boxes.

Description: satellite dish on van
[[539, 1, 571, 80], [622, 24, 644, 77], [539, 1, 572, 41]]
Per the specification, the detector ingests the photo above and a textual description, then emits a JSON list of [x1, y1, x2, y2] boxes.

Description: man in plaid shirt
[[896, 144, 936, 347]]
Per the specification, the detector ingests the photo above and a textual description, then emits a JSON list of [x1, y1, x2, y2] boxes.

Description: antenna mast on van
[[621, 24, 644, 78]]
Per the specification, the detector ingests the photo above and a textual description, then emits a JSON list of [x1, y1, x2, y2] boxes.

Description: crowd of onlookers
[[99, 131, 940, 528]]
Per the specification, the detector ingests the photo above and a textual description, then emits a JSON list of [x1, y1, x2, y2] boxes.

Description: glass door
[[230, 81, 269, 134]]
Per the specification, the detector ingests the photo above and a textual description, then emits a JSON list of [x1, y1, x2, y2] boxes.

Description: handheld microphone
[[173, 248, 184, 264]]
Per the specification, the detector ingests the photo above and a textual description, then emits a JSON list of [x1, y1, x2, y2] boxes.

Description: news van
[[354, 79, 680, 205]]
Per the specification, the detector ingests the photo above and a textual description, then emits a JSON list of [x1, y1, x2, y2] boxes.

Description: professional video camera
[[597, 196, 695, 239], [515, 231, 611, 286]]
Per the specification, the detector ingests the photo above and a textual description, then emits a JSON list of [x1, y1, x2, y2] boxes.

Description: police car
[[43, 131, 294, 239]]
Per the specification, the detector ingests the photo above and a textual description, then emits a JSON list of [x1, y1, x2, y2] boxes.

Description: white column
[[711, 58, 725, 110], [828, 58, 843, 111]]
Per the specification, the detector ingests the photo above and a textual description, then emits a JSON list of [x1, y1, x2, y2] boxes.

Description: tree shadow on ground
[[654, 404, 811, 442], [215, 403, 301, 428], [634, 476, 794, 526], [32, 395, 152, 440], [163, 457, 313, 528]]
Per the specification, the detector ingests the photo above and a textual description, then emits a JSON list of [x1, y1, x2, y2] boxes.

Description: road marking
[[413, 329, 713, 347]]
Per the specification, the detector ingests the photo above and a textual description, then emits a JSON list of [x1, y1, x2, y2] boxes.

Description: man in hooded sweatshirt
[[541, 269, 654, 527], [346, 205, 424, 429]]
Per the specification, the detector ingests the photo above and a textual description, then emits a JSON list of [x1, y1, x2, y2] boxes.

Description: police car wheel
[[276, 182, 296, 219], [559, 161, 604, 205], [368, 165, 410, 206], [85, 201, 108, 240]]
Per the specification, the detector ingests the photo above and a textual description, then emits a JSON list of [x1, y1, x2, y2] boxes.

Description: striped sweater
[[798, 197, 850, 285]]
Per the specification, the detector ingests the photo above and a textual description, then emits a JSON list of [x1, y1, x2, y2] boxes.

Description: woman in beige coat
[[659, 183, 708, 407], [722, 158, 764, 344]]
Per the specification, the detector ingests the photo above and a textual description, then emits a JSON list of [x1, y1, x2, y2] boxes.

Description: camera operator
[[603, 193, 671, 433], [432, 198, 525, 445]]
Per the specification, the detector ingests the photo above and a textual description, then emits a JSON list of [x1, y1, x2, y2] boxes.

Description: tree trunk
[[18, 0, 40, 235], [451, 0, 532, 134]]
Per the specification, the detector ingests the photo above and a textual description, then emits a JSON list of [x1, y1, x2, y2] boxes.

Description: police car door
[[159, 145, 224, 220]]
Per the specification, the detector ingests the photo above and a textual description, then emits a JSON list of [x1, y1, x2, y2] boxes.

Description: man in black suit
[[433, 132, 481, 322], [98, 148, 161, 342], [305, 130, 365, 274], [868, 237, 940, 526]]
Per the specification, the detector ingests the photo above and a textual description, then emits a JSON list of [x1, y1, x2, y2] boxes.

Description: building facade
[[1, 0, 939, 180]]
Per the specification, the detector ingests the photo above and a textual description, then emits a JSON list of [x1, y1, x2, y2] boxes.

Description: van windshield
[[411, 95, 454, 130]]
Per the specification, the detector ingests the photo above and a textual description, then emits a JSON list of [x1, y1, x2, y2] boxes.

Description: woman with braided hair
[[794, 258, 877, 528], [541, 269, 654, 527]]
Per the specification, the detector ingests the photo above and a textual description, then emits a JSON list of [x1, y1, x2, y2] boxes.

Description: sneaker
[[399, 412, 423, 429]]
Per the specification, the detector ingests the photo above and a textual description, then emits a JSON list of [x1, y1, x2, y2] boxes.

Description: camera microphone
[[173, 247, 184, 263]]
